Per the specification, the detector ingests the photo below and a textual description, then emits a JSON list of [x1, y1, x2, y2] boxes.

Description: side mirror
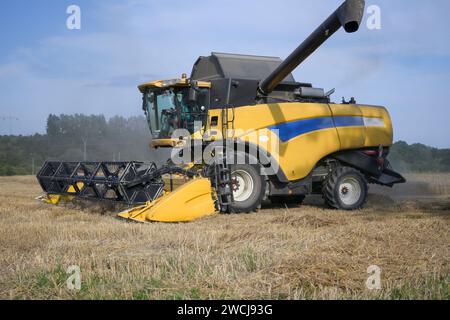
[[189, 81, 199, 103]]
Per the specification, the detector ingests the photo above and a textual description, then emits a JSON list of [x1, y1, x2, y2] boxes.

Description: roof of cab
[[138, 76, 211, 93]]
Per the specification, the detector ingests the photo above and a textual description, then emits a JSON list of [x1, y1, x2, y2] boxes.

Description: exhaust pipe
[[258, 0, 365, 96]]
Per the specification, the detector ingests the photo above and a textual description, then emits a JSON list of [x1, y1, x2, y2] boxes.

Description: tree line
[[0, 114, 449, 176], [0, 114, 161, 176]]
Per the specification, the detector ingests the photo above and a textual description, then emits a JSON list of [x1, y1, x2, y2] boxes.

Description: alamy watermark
[[66, 5, 81, 30], [366, 265, 382, 290], [66, 265, 82, 291], [168, 124, 281, 176], [366, 4, 382, 30]]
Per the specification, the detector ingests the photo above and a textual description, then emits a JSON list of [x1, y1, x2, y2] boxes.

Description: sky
[[0, 0, 449, 147]]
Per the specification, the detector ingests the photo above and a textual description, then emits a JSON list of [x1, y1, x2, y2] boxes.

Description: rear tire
[[229, 164, 266, 213], [323, 166, 368, 210]]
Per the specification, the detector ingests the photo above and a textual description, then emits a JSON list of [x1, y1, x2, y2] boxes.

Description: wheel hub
[[338, 177, 362, 206], [231, 170, 254, 202], [231, 177, 240, 192], [341, 186, 349, 195]]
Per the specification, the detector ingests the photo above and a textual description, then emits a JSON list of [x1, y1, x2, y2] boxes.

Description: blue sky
[[0, 0, 449, 147]]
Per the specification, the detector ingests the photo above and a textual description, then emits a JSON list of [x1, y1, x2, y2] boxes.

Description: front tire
[[229, 164, 266, 213], [323, 166, 368, 210]]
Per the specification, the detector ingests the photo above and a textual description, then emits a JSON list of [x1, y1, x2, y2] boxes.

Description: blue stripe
[[269, 116, 364, 142]]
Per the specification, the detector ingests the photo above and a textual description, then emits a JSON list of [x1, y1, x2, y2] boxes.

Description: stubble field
[[0, 174, 448, 300]]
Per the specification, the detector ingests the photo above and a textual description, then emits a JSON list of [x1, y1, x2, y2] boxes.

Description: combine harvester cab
[[37, 0, 405, 223]]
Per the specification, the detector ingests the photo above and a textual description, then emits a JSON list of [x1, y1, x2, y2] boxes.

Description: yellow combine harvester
[[37, 0, 405, 222]]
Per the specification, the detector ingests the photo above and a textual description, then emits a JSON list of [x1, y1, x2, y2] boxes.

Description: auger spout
[[258, 0, 365, 96]]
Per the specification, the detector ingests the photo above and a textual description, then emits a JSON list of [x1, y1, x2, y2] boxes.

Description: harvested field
[[0, 174, 448, 300]]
